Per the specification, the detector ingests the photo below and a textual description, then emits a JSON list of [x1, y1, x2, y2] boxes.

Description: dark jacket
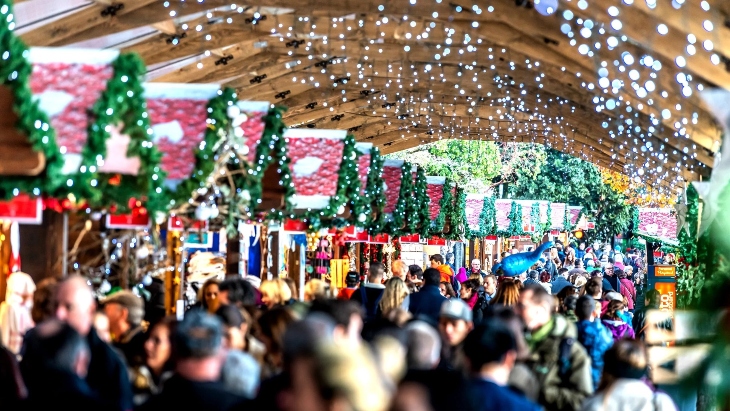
[[25, 367, 120, 411], [525, 315, 594, 411], [576, 320, 614, 390], [114, 325, 147, 368], [0, 345, 26, 411], [22, 327, 133, 411], [408, 284, 448, 325], [550, 277, 572, 295], [469, 378, 542, 411], [350, 284, 385, 322], [136, 374, 247, 411], [402, 369, 472, 411], [605, 274, 621, 294]]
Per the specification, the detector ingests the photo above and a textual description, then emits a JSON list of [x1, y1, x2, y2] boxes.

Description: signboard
[[168, 216, 208, 232], [0, 195, 43, 224], [283, 219, 307, 233], [342, 225, 368, 243], [399, 234, 421, 244], [106, 212, 150, 229], [647, 265, 677, 315], [368, 233, 390, 244], [427, 236, 446, 246], [585, 221, 595, 229]]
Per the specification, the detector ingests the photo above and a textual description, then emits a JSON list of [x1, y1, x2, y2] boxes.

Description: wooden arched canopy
[[11, 0, 727, 190]]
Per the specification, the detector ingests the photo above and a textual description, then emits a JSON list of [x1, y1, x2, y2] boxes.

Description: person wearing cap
[[438, 298, 473, 372], [464, 320, 541, 411], [137, 310, 248, 411], [104, 290, 147, 368], [337, 271, 360, 300]]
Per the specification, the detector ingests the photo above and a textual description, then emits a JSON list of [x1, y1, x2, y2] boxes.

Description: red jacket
[[619, 278, 636, 310]]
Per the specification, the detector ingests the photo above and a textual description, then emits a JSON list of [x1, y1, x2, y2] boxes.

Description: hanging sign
[[427, 236, 446, 246], [283, 219, 308, 233], [342, 225, 368, 243], [0, 195, 43, 224], [399, 234, 421, 244], [168, 216, 209, 232], [368, 233, 390, 244], [106, 212, 150, 229]]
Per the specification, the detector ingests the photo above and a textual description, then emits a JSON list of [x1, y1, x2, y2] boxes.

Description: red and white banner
[[0, 195, 43, 225], [106, 213, 150, 229]]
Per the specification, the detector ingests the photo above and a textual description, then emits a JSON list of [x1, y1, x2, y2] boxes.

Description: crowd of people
[[0, 240, 675, 411]]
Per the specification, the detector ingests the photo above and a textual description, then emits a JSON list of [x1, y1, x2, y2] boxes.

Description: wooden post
[[0, 222, 10, 303]]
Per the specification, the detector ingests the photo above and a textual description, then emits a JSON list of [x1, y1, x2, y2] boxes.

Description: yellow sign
[[655, 265, 676, 277]]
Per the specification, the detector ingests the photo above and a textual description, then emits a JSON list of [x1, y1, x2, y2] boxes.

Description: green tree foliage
[[508, 148, 632, 241]]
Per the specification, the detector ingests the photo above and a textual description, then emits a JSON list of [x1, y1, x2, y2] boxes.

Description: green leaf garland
[[364, 148, 386, 234], [430, 179, 453, 236], [543, 202, 553, 232], [444, 186, 467, 240], [386, 162, 413, 236], [413, 167, 432, 237], [499, 201, 525, 238], [0, 0, 64, 199]]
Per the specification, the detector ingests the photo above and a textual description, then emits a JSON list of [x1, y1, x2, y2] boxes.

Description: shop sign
[[106, 213, 150, 229], [399, 233, 420, 243], [342, 225, 368, 243], [0, 195, 42, 224], [283, 219, 307, 233], [427, 237, 446, 246], [168, 216, 208, 232], [368, 233, 390, 244]]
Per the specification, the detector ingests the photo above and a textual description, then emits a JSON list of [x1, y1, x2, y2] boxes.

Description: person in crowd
[[283, 278, 299, 303], [94, 310, 112, 343], [380, 277, 411, 317], [633, 273, 646, 311], [491, 279, 520, 307], [446, 253, 457, 275], [304, 278, 328, 302], [407, 265, 424, 292], [30, 277, 57, 324], [469, 272, 486, 287], [455, 267, 469, 286], [604, 292, 632, 323], [22, 275, 132, 411], [0, 272, 35, 355], [142, 277, 166, 327], [132, 316, 176, 406], [259, 278, 293, 309], [524, 270, 540, 287], [552, 267, 573, 295], [439, 281, 456, 299], [0, 337, 27, 410], [491, 308, 540, 402], [618, 270, 636, 312], [218, 277, 258, 308], [309, 299, 363, 346], [460, 279, 489, 323], [581, 340, 677, 411], [575, 296, 613, 390], [576, 242, 586, 261], [438, 299, 473, 372], [562, 294, 579, 322], [601, 300, 635, 341], [464, 320, 542, 411], [197, 278, 222, 315], [220, 351, 260, 399], [256, 307, 296, 379], [337, 272, 360, 300], [564, 247, 577, 269], [214, 304, 246, 351], [351, 262, 387, 323], [137, 310, 247, 411], [392, 260, 408, 280], [279, 341, 391, 411], [430, 254, 454, 284], [633, 287, 659, 341], [613, 247, 625, 264], [409, 267, 448, 325], [469, 258, 487, 277], [539, 271, 552, 293], [484, 274, 497, 303], [404, 321, 442, 370], [104, 290, 147, 367], [22, 319, 117, 411], [603, 265, 620, 293], [517, 284, 593, 411], [543, 251, 559, 281]]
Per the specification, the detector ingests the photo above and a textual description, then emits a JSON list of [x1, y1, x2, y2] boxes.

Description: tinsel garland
[[386, 162, 413, 236], [444, 187, 467, 240], [364, 148, 387, 234], [429, 179, 453, 236], [247, 106, 293, 221], [412, 167, 432, 237], [171, 88, 236, 207], [0, 0, 65, 199], [305, 134, 359, 231], [79, 53, 167, 216]]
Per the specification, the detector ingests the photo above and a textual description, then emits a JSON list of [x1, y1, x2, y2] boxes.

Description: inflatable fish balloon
[[492, 242, 554, 277]]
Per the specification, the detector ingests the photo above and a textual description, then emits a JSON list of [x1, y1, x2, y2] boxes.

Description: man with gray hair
[[104, 290, 146, 367], [137, 310, 247, 411], [469, 259, 487, 278], [404, 321, 442, 369], [23, 319, 116, 410]]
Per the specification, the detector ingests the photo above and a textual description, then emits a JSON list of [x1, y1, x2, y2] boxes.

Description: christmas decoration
[[385, 162, 413, 236], [430, 179, 453, 236], [361, 148, 386, 233], [499, 201, 525, 238]]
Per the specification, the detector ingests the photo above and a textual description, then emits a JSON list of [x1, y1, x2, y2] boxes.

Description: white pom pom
[[195, 203, 212, 221], [337, 205, 346, 215], [136, 246, 150, 260], [226, 105, 241, 119], [358, 213, 367, 222]]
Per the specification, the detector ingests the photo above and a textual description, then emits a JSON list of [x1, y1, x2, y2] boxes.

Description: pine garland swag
[[78, 53, 167, 215], [430, 179, 453, 236], [386, 162, 413, 236], [499, 201, 525, 238], [364, 148, 387, 234], [543, 202, 553, 232], [444, 187, 467, 240], [412, 167, 431, 237], [468, 196, 494, 239], [0, 0, 65, 199]]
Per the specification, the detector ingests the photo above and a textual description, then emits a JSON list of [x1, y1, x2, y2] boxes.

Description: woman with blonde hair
[[259, 278, 293, 309], [379, 277, 410, 317], [304, 279, 329, 302], [468, 272, 484, 286], [490, 279, 520, 307]]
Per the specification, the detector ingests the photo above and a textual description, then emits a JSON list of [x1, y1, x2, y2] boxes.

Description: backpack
[[359, 286, 384, 322]]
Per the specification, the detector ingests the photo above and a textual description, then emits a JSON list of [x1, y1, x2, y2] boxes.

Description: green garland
[[430, 179, 453, 236], [76, 53, 167, 215], [411, 167, 431, 237], [629, 206, 640, 233], [247, 106, 293, 221], [529, 202, 543, 243], [171, 88, 236, 207], [499, 201, 525, 238], [364, 148, 386, 234], [304, 134, 359, 231], [562, 204, 572, 232], [444, 186, 467, 240], [0, 0, 64, 199], [468, 196, 494, 239], [544, 202, 553, 232], [386, 162, 413, 236]]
